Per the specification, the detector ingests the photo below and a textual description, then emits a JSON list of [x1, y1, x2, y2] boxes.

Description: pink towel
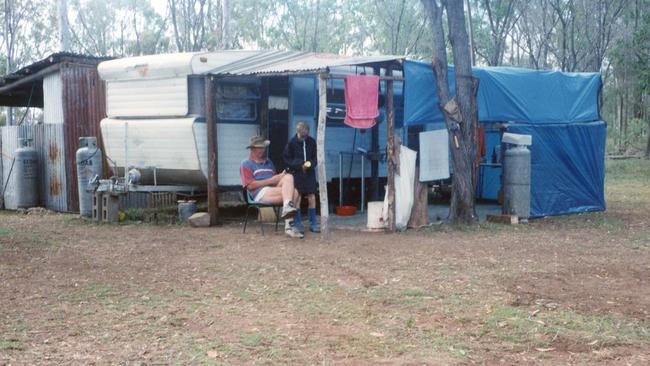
[[344, 75, 380, 129]]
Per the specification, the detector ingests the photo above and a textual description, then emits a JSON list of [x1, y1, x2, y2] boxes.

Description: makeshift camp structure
[[403, 60, 606, 217], [0, 53, 109, 211], [97, 50, 405, 230]]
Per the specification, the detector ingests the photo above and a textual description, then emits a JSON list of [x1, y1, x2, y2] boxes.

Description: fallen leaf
[[535, 347, 555, 352], [370, 332, 384, 337], [207, 350, 218, 358]]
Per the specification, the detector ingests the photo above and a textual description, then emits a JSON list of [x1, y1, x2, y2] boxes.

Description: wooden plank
[[317, 73, 329, 239], [486, 214, 519, 225], [386, 66, 396, 232], [205, 76, 219, 226]]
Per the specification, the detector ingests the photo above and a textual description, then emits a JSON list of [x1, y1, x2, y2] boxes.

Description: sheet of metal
[[41, 123, 68, 212], [102, 117, 201, 170], [1, 127, 19, 209], [97, 51, 403, 81], [106, 77, 188, 118], [98, 51, 260, 81], [61, 64, 108, 212], [101, 117, 208, 186], [43, 72, 64, 124]]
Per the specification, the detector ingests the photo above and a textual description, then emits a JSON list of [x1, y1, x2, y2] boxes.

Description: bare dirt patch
[[1, 160, 649, 365]]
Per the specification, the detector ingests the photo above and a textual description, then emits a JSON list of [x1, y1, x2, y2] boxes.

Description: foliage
[[0, 0, 648, 155]]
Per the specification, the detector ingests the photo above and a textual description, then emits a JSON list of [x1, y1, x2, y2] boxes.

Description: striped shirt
[[240, 158, 276, 197]]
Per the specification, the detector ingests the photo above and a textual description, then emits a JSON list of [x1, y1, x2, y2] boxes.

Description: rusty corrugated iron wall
[[0, 124, 68, 211], [60, 62, 107, 213]]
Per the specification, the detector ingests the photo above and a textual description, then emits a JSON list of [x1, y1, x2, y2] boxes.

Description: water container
[[366, 201, 384, 230], [14, 139, 39, 208], [503, 145, 531, 221], [76, 137, 103, 217], [178, 200, 197, 224]]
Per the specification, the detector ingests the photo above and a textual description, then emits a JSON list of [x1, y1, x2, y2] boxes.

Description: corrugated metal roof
[[211, 52, 403, 76], [97, 50, 403, 81]]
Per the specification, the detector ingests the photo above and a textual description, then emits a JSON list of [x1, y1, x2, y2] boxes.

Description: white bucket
[[367, 201, 385, 230]]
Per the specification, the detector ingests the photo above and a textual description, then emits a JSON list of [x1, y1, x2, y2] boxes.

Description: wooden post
[[205, 75, 219, 226], [385, 66, 396, 232], [317, 73, 329, 239]]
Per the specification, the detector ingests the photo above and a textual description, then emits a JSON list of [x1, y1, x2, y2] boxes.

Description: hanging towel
[[419, 129, 450, 182], [344, 75, 380, 129]]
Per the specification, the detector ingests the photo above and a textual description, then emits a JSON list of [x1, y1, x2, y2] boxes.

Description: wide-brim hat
[[247, 135, 270, 149]]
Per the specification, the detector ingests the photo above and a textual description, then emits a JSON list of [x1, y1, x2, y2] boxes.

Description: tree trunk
[[465, 0, 476, 66], [222, 0, 231, 48], [646, 118, 650, 158], [58, 0, 70, 51], [311, 0, 320, 52], [445, 0, 479, 224], [386, 67, 396, 232], [422, 0, 478, 225]]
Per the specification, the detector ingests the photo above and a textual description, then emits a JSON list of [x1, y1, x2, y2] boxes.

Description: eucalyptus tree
[[422, 0, 479, 224]]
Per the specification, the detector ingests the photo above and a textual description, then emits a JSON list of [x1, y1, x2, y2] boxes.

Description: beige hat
[[247, 135, 270, 149]]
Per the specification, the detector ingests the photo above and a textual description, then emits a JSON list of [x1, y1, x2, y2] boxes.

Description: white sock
[[283, 200, 291, 206], [285, 219, 293, 229]]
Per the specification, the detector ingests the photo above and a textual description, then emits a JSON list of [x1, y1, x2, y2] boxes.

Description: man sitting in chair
[[240, 135, 304, 238]]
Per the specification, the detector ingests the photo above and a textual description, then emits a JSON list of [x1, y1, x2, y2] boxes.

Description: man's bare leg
[[277, 174, 296, 205]]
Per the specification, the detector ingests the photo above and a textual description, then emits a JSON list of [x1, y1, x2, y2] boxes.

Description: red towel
[[344, 75, 379, 129]]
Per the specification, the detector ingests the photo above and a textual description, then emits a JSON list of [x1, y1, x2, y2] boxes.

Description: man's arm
[[246, 171, 286, 191]]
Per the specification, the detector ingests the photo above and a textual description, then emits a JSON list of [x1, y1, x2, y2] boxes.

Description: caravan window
[[216, 82, 260, 122]]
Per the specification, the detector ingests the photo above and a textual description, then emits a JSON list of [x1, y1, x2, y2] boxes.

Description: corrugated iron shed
[[0, 53, 109, 212]]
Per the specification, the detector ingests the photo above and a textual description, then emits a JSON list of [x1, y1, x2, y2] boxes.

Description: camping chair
[[242, 187, 281, 234]]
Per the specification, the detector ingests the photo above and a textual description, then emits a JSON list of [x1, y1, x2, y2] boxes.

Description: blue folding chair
[[242, 187, 281, 234]]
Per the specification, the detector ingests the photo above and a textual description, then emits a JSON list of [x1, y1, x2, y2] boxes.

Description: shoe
[[281, 202, 296, 219], [294, 223, 305, 234], [285, 226, 304, 238], [309, 224, 320, 233]]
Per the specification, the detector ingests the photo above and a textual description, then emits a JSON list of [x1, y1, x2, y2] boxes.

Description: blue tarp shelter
[[403, 60, 606, 217]]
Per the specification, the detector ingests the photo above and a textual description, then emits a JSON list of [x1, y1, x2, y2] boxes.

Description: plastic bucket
[[178, 200, 197, 224]]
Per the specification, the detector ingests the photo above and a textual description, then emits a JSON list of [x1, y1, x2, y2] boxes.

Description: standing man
[[283, 122, 320, 233], [241, 136, 303, 238]]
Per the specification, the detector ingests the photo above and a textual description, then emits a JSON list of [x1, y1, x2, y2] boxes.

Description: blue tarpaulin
[[402, 60, 606, 217], [507, 121, 606, 217], [403, 60, 602, 125]]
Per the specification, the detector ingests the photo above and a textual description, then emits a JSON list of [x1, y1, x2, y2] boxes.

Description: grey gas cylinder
[[503, 145, 531, 221], [14, 139, 39, 208], [76, 137, 103, 217]]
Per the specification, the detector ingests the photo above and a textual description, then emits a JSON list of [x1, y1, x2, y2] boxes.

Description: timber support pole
[[317, 73, 329, 239], [386, 66, 396, 232], [205, 75, 219, 226]]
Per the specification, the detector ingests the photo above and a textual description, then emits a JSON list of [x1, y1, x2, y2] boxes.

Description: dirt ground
[[1, 160, 649, 365]]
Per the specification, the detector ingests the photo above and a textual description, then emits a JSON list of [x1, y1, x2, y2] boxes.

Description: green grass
[[606, 159, 650, 182], [0, 227, 13, 237], [477, 305, 650, 352], [0, 338, 24, 351]]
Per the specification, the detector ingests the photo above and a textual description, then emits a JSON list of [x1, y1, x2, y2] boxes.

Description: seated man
[[240, 135, 303, 238]]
